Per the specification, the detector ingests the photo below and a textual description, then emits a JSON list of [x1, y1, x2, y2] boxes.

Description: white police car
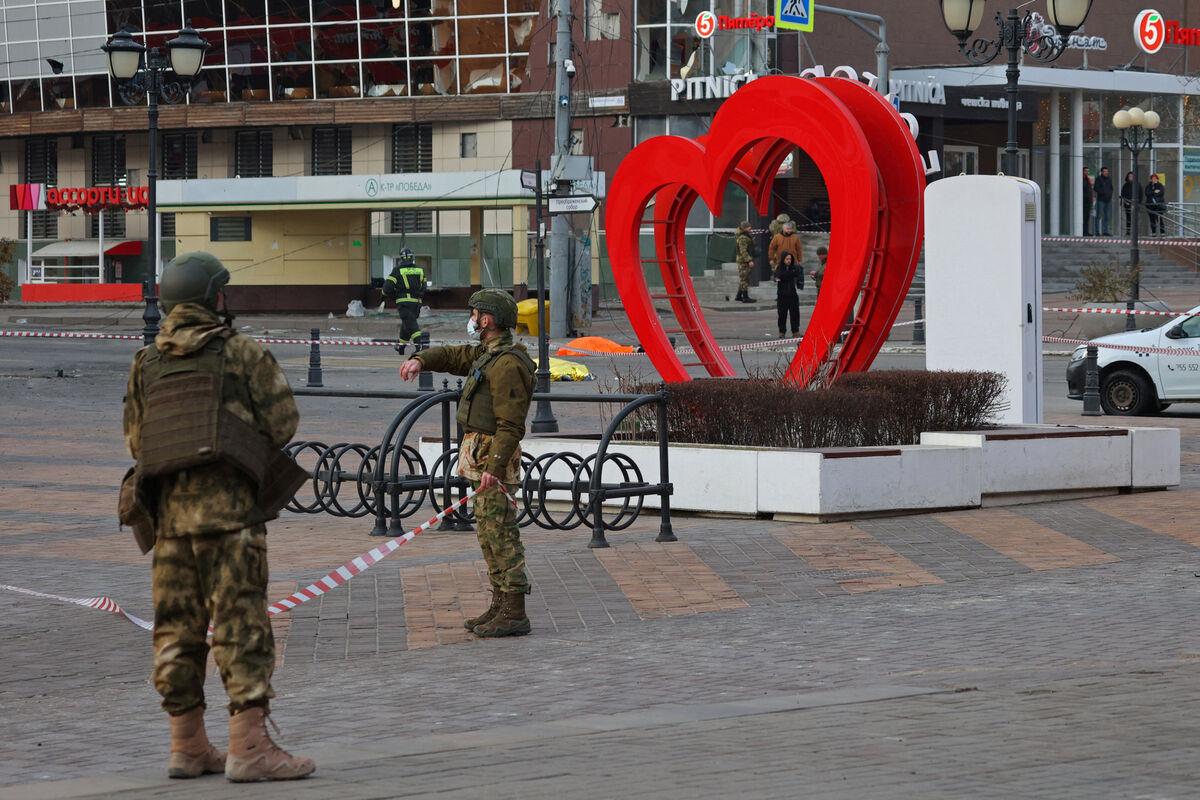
[[1066, 303, 1200, 415]]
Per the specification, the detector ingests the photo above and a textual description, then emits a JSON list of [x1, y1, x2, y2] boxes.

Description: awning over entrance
[[30, 239, 142, 259]]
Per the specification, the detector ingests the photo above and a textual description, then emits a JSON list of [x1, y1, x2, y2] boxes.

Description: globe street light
[[103, 25, 209, 345], [939, 1, 1093, 176], [1112, 106, 1161, 331]]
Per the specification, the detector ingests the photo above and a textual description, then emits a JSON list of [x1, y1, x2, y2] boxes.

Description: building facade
[[2, 1, 1198, 308]]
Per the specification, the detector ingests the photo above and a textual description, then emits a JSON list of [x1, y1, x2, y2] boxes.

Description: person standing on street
[[1121, 171, 1136, 235], [774, 251, 802, 340], [122, 252, 314, 782], [1082, 167, 1093, 236], [809, 246, 828, 296], [399, 290, 535, 637], [1094, 167, 1113, 236], [768, 220, 803, 277], [1145, 174, 1167, 235], [382, 247, 425, 354], [733, 221, 757, 303]]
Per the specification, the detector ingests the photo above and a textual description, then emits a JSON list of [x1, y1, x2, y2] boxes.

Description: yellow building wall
[[173, 208, 371, 285]]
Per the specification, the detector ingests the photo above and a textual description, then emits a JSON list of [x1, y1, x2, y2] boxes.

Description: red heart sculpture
[[604, 75, 925, 386]]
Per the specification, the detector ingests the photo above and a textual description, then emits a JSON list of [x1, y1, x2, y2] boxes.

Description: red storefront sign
[[9, 183, 149, 212], [45, 186, 149, 212]]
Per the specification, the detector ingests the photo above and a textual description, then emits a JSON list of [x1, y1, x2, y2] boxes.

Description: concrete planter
[[1075, 301, 1170, 339], [421, 425, 1179, 521]]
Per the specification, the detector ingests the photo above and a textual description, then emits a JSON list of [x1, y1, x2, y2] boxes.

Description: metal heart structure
[[604, 75, 926, 386]]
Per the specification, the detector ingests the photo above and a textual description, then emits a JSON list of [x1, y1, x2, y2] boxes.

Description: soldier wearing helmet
[[381, 247, 425, 354], [122, 252, 314, 782], [399, 288, 536, 637]]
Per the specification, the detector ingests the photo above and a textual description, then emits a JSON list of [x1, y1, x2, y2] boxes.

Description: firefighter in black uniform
[[382, 247, 425, 354]]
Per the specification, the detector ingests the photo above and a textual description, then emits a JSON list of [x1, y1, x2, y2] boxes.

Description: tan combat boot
[[473, 590, 532, 638], [463, 589, 503, 631], [167, 706, 226, 779], [225, 706, 315, 782]]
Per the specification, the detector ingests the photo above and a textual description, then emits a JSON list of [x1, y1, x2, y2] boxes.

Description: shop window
[[89, 135, 127, 238], [267, 0, 311, 24], [235, 129, 273, 178], [24, 137, 57, 239], [636, 27, 667, 81], [312, 126, 352, 175], [162, 132, 198, 180], [210, 216, 252, 241]]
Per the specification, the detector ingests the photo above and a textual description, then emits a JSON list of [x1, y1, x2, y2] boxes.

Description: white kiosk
[[924, 175, 1043, 425]]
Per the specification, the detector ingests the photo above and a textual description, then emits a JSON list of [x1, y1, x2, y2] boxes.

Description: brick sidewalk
[[3, 352, 1200, 797]]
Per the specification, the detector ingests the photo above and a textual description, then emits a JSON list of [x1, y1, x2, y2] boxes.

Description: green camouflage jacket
[[413, 331, 533, 478], [735, 229, 754, 265], [123, 303, 299, 536]]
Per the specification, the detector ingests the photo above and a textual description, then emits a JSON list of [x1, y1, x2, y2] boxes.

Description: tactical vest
[[457, 344, 536, 434], [137, 331, 269, 485]]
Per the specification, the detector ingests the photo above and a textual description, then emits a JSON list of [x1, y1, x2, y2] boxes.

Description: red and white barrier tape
[[1042, 236, 1200, 247], [0, 486, 515, 631], [0, 583, 153, 630], [1044, 307, 1185, 317], [0, 330, 397, 346], [1043, 335, 1200, 356]]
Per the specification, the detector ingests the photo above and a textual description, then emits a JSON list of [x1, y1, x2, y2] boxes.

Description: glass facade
[[0, 0, 538, 111], [635, 0, 774, 82]]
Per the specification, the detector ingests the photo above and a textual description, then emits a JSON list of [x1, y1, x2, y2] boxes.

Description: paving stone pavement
[[3, 332, 1200, 798]]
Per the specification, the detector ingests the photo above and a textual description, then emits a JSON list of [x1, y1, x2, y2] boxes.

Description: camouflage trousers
[[471, 481, 530, 595], [152, 524, 276, 715], [737, 261, 753, 293]]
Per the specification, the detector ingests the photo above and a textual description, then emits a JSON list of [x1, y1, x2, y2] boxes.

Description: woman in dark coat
[[1120, 171, 1136, 235], [774, 251, 802, 339]]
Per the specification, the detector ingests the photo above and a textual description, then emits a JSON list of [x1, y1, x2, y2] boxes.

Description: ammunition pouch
[[118, 467, 157, 554], [258, 449, 309, 520]]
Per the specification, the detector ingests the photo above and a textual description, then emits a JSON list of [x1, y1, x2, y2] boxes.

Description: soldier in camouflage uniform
[[399, 289, 535, 637], [123, 252, 314, 782], [734, 221, 757, 303]]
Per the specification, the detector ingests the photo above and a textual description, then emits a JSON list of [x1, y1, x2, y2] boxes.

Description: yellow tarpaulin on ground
[[555, 336, 636, 356], [548, 357, 592, 381]]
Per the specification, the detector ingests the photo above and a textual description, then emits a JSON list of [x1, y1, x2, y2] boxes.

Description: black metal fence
[[287, 387, 675, 548]]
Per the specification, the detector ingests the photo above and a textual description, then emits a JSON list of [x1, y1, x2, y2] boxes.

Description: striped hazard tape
[[1043, 334, 1200, 357], [0, 583, 153, 630], [0, 487, 499, 631], [0, 329, 397, 346], [1044, 307, 1186, 317]]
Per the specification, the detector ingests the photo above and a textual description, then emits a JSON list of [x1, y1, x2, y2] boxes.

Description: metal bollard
[[307, 327, 324, 387], [415, 331, 433, 391], [1082, 344, 1102, 416], [912, 297, 925, 344]]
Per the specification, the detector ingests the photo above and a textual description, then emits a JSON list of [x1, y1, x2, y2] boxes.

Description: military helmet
[[160, 252, 230, 313], [468, 289, 518, 329], [398, 246, 415, 266]]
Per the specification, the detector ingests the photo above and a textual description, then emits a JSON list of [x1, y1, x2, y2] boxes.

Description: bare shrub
[[619, 370, 1007, 448]]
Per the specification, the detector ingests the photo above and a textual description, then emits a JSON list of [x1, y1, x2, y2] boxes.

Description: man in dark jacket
[[1093, 167, 1113, 236], [1082, 167, 1093, 236], [1145, 174, 1167, 235], [398, 289, 535, 637]]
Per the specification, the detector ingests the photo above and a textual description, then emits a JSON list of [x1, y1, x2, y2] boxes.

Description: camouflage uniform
[[412, 330, 533, 594], [124, 303, 299, 715], [735, 224, 755, 295]]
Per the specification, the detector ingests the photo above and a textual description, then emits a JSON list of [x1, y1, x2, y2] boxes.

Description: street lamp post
[[939, 0, 1093, 176], [103, 26, 209, 345], [522, 162, 558, 433], [1112, 106, 1160, 331]]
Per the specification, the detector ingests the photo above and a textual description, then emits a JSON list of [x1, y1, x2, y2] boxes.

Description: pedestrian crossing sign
[[776, 0, 814, 32]]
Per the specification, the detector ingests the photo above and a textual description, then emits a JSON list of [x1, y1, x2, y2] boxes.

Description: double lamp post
[[938, 0, 1093, 177], [102, 25, 209, 345], [1112, 106, 1160, 331]]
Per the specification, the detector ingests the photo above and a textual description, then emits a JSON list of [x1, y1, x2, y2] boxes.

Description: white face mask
[[467, 317, 480, 339]]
